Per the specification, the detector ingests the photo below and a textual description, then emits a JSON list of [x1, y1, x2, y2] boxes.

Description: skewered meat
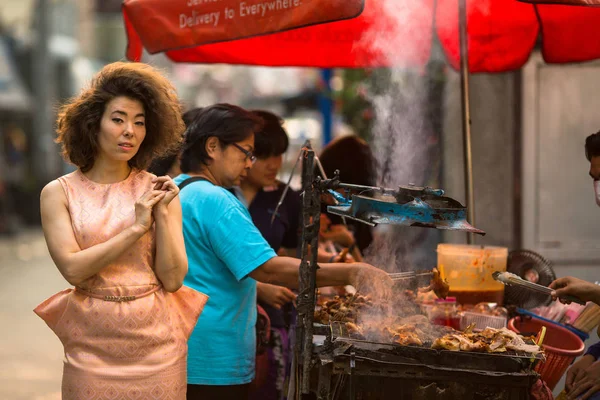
[[418, 268, 450, 299]]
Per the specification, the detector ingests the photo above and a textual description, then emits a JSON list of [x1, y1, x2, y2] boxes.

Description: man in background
[[550, 131, 600, 400]]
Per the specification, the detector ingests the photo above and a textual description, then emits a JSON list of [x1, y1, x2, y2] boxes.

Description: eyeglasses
[[231, 143, 257, 165]]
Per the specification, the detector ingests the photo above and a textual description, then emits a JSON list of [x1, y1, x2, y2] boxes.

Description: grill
[[291, 143, 538, 399], [307, 325, 542, 399]]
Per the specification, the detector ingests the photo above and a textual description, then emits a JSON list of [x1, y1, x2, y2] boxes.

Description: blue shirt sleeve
[[586, 341, 600, 360], [206, 201, 277, 281]]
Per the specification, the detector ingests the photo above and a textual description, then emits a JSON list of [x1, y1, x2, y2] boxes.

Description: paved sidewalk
[[0, 229, 64, 400]]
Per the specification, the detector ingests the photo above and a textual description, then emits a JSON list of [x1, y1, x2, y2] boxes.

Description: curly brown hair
[[56, 62, 185, 172]]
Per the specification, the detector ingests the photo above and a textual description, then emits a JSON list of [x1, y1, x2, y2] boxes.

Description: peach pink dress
[[34, 168, 207, 400]]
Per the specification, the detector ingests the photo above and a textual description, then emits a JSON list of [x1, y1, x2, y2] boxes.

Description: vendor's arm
[[40, 180, 163, 286], [281, 247, 353, 263], [250, 257, 390, 295], [211, 201, 391, 297], [550, 276, 600, 305]]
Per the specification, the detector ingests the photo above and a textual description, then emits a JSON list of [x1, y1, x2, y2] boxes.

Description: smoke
[[355, 0, 443, 276]]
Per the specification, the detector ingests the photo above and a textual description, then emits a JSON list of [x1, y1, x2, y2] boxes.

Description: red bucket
[[508, 316, 585, 390]]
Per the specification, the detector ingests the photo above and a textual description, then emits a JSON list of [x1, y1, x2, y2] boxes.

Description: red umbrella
[[124, 0, 600, 234], [124, 0, 600, 73]]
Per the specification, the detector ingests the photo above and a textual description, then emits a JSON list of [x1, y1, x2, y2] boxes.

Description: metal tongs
[[388, 271, 433, 282], [492, 271, 585, 305]]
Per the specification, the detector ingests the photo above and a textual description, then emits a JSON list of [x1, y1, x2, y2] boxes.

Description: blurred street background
[[3, 0, 600, 398]]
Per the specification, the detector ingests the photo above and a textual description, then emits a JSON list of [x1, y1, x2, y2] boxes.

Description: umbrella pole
[[459, 0, 475, 244]]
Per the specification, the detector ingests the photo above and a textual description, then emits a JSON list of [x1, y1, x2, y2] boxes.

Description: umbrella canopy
[[124, 0, 600, 72], [123, 0, 364, 56]]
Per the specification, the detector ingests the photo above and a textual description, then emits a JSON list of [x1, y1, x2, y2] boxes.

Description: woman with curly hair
[[34, 62, 208, 399]]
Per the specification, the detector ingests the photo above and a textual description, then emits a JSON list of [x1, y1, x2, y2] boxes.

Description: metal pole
[[459, 0, 475, 244], [318, 69, 333, 146], [294, 144, 320, 396]]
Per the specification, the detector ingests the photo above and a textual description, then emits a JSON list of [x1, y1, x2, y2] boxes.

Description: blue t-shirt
[[174, 175, 277, 385], [233, 184, 301, 328]]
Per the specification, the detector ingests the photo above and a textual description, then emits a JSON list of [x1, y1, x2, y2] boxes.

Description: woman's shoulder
[[133, 168, 156, 183], [41, 178, 63, 197], [43, 170, 82, 192], [175, 176, 242, 208], [40, 176, 70, 205]]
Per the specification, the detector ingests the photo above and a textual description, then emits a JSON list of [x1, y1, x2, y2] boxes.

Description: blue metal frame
[[326, 189, 485, 234]]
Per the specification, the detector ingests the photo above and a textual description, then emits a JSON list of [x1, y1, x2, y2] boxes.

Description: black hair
[[148, 107, 205, 176], [585, 131, 600, 161], [318, 136, 377, 252], [180, 104, 263, 173], [251, 110, 289, 159], [182, 107, 205, 127], [318, 135, 376, 186], [147, 155, 177, 176]]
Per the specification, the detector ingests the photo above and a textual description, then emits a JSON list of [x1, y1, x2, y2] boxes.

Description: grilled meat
[[418, 268, 450, 299], [433, 327, 541, 354]]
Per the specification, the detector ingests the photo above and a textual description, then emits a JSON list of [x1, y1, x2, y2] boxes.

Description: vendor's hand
[[152, 175, 179, 210], [335, 253, 355, 263], [257, 282, 297, 310], [550, 276, 600, 305], [567, 358, 600, 400], [320, 224, 355, 248], [566, 355, 596, 393], [350, 263, 393, 300], [331, 248, 355, 263]]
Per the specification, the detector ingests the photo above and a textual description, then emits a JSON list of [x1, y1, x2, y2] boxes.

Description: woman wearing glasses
[[174, 104, 391, 399]]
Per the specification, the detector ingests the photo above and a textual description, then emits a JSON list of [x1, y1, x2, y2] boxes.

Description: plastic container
[[460, 311, 507, 330], [517, 308, 590, 343], [508, 316, 585, 391], [437, 244, 508, 305], [429, 297, 461, 330]]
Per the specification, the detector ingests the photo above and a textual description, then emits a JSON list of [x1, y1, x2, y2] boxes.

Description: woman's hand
[[350, 263, 393, 299], [567, 357, 600, 400], [134, 189, 166, 232], [566, 355, 596, 394], [152, 175, 180, 211], [257, 282, 297, 309]]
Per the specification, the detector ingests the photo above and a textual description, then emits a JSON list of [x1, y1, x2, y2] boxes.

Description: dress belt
[[75, 285, 162, 302]]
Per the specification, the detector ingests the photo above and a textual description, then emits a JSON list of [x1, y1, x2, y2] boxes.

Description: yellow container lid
[[437, 244, 508, 256]]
